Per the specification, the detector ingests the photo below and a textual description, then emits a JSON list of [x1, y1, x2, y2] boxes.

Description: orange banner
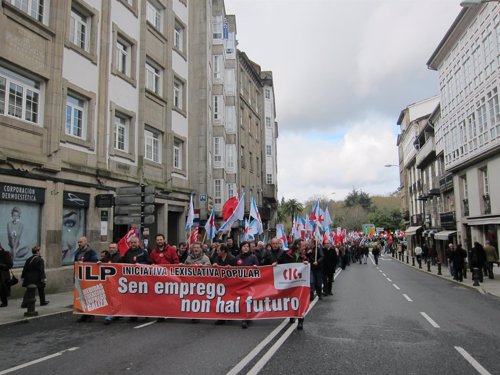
[[73, 263, 311, 320]]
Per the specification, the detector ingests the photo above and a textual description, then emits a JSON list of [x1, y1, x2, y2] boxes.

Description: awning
[[405, 226, 421, 235], [466, 216, 500, 226], [434, 230, 457, 240], [424, 229, 438, 237]]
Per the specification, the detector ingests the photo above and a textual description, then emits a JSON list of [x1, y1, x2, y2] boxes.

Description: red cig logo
[[283, 268, 302, 280]]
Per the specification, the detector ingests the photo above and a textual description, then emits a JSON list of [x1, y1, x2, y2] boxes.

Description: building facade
[[0, 0, 192, 288], [427, 3, 500, 252]]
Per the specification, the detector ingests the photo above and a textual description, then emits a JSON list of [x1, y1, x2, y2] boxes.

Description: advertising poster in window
[[0, 183, 44, 267], [62, 191, 89, 265]]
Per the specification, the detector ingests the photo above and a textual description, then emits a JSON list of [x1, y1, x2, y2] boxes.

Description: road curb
[[0, 309, 73, 329]]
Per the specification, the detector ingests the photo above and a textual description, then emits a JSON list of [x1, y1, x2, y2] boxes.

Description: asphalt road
[[1, 255, 499, 375], [258, 255, 500, 375]]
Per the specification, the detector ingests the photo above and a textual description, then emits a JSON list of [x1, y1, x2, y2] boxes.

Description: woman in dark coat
[[21, 246, 48, 305], [0, 243, 14, 307]]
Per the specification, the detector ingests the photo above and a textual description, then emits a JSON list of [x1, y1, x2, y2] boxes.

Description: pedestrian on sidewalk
[[21, 246, 49, 306], [415, 245, 423, 268], [447, 243, 456, 278], [483, 241, 499, 279], [469, 242, 486, 283], [454, 244, 468, 282], [0, 243, 14, 307]]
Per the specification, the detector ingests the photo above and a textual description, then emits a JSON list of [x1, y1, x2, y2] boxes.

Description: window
[[69, 7, 89, 51], [0, 66, 42, 125], [145, 60, 162, 95], [266, 144, 272, 156], [146, 0, 162, 31], [10, 0, 48, 24], [266, 173, 273, 184], [145, 129, 161, 163], [256, 156, 260, 176], [174, 22, 184, 52], [214, 179, 223, 210], [225, 144, 235, 172], [65, 94, 86, 138], [225, 106, 236, 133], [482, 167, 489, 196], [227, 183, 236, 200], [113, 114, 128, 152], [225, 69, 235, 94], [265, 88, 270, 99], [173, 139, 182, 169], [213, 55, 222, 80], [173, 79, 184, 110], [266, 117, 271, 128], [212, 15, 222, 39], [116, 39, 130, 76], [213, 137, 224, 167], [249, 152, 253, 172], [213, 95, 223, 121], [241, 146, 245, 169]]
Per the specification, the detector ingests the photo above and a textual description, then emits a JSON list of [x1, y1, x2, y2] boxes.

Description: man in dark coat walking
[[0, 243, 13, 307], [21, 246, 48, 305], [322, 239, 337, 296]]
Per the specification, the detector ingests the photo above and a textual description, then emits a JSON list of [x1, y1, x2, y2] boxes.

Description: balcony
[[259, 205, 271, 220], [416, 136, 436, 168], [263, 184, 277, 201], [439, 173, 453, 192], [440, 211, 456, 229], [403, 210, 410, 220]]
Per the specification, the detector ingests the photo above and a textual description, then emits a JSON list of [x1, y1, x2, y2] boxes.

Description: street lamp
[[461, 0, 499, 7]]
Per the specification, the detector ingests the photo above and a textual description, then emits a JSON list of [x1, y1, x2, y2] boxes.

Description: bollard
[[418, 258, 422, 269], [427, 259, 431, 272], [21, 284, 38, 317], [472, 267, 480, 286], [412, 256, 415, 267], [406, 254, 409, 264], [437, 261, 442, 275]]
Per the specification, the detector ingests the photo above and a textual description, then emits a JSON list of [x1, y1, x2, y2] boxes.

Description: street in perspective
[[1, 0, 500, 374]]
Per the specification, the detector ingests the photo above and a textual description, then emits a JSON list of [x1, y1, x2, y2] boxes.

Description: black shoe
[[128, 317, 138, 323], [191, 319, 200, 324], [241, 321, 248, 329], [76, 316, 87, 323], [86, 315, 95, 323], [214, 320, 226, 325], [40, 301, 50, 306], [157, 318, 165, 322], [297, 321, 303, 330], [104, 318, 112, 325], [289, 318, 295, 324], [0, 303, 7, 308]]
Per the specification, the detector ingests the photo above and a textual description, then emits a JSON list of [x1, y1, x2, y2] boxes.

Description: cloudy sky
[[225, 0, 463, 202]]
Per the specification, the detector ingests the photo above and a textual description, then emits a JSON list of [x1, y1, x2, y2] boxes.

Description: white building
[[427, 3, 500, 251]]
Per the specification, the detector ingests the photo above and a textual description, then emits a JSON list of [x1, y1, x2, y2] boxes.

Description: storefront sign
[[63, 191, 90, 208], [0, 183, 45, 204]]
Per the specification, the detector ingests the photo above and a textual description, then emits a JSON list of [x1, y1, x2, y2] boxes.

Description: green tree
[[344, 189, 373, 211], [367, 207, 404, 230], [282, 199, 304, 223]]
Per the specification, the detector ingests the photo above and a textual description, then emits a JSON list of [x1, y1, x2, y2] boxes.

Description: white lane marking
[[228, 268, 342, 375], [0, 347, 79, 375], [386, 278, 392, 282], [369, 255, 376, 265], [379, 269, 383, 273], [134, 321, 157, 329], [455, 346, 492, 375], [403, 294, 413, 302], [420, 312, 440, 328], [392, 284, 400, 290], [382, 273, 387, 277]]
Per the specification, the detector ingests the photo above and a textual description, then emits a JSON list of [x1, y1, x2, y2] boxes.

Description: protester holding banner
[[121, 236, 150, 265], [99, 243, 121, 263], [150, 234, 179, 265], [213, 244, 235, 266], [177, 242, 189, 263], [184, 242, 211, 265], [74, 237, 98, 322], [278, 238, 308, 330], [235, 241, 259, 267], [260, 237, 283, 266]]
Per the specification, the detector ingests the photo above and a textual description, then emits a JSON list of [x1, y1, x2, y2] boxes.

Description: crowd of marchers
[[70, 234, 389, 330]]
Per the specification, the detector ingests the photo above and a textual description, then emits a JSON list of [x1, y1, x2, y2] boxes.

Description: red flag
[[222, 196, 239, 221], [189, 227, 199, 246], [117, 226, 139, 255]]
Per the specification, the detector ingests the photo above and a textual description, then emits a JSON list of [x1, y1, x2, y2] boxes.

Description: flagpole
[[201, 230, 207, 246]]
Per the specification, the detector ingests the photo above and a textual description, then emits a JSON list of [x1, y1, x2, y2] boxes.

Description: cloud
[[277, 117, 400, 203]]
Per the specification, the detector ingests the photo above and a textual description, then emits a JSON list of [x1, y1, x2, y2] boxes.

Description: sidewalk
[[389, 252, 500, 298], [0, 291, 74, 327]]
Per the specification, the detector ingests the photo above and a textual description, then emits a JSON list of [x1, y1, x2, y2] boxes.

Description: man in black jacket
[[21, 246, 48, 306], [322, 239, 337, 296]]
